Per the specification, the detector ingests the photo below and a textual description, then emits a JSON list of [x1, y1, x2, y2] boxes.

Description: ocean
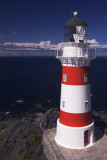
[[0, 56, 106, 113]]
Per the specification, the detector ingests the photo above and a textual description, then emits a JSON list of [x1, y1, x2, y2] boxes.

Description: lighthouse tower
[[55, 11, 96, 149]]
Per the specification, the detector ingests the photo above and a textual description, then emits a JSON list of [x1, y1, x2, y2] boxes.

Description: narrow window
[[84, 73, 88, 82], [62, 101, 66, 108], [63, 74, 67, 82], [85, 101, 88, 108]]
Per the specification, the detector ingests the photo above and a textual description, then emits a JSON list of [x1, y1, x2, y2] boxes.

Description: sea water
[[0, 56, 106, 112]]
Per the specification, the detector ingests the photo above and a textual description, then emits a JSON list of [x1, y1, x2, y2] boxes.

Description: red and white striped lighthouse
[[55, 11, 96, 149]]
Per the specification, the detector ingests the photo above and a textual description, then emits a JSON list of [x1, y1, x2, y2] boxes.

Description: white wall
[[60, 84, 91, 113]]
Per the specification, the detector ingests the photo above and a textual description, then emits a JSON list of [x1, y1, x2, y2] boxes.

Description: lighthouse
[[55, 11, 96, 149]]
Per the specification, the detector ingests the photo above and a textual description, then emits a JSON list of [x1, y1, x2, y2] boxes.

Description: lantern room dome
[[65, 16, 87, 28]]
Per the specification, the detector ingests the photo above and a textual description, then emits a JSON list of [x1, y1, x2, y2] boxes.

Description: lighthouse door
[[84, 130, 88, 144]]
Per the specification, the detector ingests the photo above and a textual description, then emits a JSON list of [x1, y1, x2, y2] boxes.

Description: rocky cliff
[[0, 109, 106, 160]]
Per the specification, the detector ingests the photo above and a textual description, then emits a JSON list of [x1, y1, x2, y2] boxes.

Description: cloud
[[87, 39, 100, 48], [39, 41, 51, 47], [87, 39, 107, 48], [95, 44, 107, 48], [2, 39, 107, 50], [1, 39, 107, 57], [87, 39, 99, 44], [3, 41, 57, 50]]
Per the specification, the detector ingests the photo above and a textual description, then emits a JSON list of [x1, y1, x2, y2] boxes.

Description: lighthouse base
[[55, 119, 95, 149]]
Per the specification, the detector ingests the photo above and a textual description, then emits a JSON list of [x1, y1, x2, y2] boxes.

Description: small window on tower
[[84, 74, 88, 82], [85, 101, 88, 108], [63, 74, 67, 82], [62, 101, 66, 108]]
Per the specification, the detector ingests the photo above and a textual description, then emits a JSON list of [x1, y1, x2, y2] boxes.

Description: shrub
[[26, 125, 34, 134], [22, 117, 27, 123], [0, 137, 3, 142], [18, 149, 32, 160], [1, 142, 7, 149], [0, 124, 7, 132], [28, 117, 34, 121], [30, 132, 42, 146]]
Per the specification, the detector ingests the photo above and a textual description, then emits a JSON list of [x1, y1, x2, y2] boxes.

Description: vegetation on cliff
[[0, 109, 106, 160], [0, 115, 46, 160]]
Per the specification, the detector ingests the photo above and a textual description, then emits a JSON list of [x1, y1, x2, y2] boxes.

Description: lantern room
[[64, 11, 87, 43]]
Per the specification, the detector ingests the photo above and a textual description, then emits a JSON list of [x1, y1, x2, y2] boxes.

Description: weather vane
[[72, 11, 78, 16]]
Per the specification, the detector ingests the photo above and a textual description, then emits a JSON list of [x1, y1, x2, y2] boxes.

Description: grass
[[0, 137, 3, 142], [30, 133, 42, 146], [17, 123, 43, 159], [17, 125, 42, 147], [30, 127, 42, 146], [18, 149, 32, 160], [22, 117, 28, 123], [1, 142, 7, 150], [0, 124, 7, 132], [0, 137, 7, 150]]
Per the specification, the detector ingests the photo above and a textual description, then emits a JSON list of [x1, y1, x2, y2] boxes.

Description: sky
[[0, 0, 107, 45]]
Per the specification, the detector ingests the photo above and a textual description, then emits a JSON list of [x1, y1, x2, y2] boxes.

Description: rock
[[34, 109, 59, 130], [0, 108, 106, 160], [92, 111, 107, 134], [0, 116, 46, 160]]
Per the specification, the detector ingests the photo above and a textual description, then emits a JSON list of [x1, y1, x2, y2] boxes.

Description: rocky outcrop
[[92, 111, 107, 135], [0, 116, 46, 160], [34, 109, 59, 130], [0, 109, 106, 160]]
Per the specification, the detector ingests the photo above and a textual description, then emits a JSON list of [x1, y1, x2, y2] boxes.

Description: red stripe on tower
[[62, 66, 90, 85], [59, 110, 92, 127]]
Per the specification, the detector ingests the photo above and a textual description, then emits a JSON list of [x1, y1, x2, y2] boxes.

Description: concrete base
[[55, 119, 95, 149], [43, 127, 107, 160]]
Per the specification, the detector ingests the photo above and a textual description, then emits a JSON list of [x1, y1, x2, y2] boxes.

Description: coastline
[[0, 108, 107, 160]]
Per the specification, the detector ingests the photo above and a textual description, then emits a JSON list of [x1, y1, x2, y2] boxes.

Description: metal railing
[[56, 47, 96, 59]]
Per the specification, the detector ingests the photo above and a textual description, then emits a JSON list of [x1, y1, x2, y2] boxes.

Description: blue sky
[[0, 0, 107, 44]]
